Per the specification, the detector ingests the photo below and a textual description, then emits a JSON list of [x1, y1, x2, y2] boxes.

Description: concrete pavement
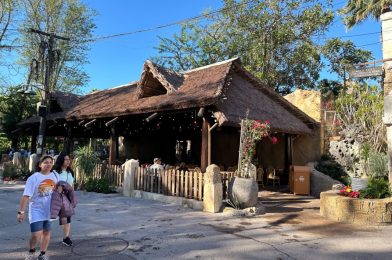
[[0, 182, 391, 260]]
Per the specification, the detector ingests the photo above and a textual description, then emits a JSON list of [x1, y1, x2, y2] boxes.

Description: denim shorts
[[30, 220, 51, 232]]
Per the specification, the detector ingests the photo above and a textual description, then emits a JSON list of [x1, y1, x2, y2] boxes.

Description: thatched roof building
[[19, 58, 320, 172]]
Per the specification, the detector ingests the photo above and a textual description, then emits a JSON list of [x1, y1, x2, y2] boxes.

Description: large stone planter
[[228, 177, 258, 208], [320, 191, 392, 225]]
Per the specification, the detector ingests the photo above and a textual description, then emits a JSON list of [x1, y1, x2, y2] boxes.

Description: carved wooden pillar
[[201, 118, 209, 172], [109, 126, 118, 165]]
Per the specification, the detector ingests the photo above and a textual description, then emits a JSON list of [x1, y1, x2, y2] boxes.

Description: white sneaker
[[24, 251, 35, 260], [37, 254, 49, 260]]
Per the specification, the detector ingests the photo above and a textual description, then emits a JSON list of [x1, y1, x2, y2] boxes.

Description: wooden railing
[[134, 167, 204, 201]]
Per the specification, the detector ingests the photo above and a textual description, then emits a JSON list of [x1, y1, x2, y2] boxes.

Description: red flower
[[264, 120, 270, 125], [271, 136, 278, 144]]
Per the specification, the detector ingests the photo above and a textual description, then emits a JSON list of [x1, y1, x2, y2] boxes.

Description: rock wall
[[320, 191, 392, 225], [307, 162, 341, 198], [329, 137, 362, 178]]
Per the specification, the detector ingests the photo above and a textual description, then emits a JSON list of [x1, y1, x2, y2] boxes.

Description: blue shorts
[[30, 220, 51, 233]]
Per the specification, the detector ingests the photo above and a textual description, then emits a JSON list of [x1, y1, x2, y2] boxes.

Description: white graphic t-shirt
[[23, 172, 59, 223]]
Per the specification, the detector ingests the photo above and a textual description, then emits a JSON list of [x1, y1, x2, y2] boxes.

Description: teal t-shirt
[[58, 170, 74, 186]]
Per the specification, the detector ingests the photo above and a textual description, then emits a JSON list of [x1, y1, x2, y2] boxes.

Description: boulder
[[228, 177, 258, 208]]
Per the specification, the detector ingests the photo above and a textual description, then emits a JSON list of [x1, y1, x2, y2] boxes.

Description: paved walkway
[[0, 182, 391, 259]]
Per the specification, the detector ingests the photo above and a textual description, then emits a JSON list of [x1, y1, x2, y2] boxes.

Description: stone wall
[[320, 191, 392, 225], [307, 163, 341, 198]]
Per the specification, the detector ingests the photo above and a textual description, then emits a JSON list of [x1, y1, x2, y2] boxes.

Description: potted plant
[[228, 118, 276, 208]]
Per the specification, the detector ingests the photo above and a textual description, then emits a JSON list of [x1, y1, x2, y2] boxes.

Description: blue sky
[[82, 0, 383, 92], [3, 0, 384, 92]]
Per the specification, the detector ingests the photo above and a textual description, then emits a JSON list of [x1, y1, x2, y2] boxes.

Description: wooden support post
[[109, 126, 118, 165], [201, 118, 209, 172], [31, 133, 37, 154], [64, 126, 73, 155], [284, 134, 293, 174]]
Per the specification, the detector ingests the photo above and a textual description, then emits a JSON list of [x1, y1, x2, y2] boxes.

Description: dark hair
[[36, 155, 54, 172], [53, 153, 74, 177]]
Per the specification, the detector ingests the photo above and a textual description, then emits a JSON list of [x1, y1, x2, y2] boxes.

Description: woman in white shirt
[[53, 153, 75, 247], [17, 155, 58, 260]]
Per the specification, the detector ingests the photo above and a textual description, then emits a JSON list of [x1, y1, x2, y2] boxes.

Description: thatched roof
[[19, 58, 317, 135], [66, 59, 233, 120], [18, 91, 81, 126]]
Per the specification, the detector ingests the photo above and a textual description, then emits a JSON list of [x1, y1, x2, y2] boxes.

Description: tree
[[322, 38, 373, 81], [340, 0, 392, 28], [153, 0, 334, 94], [0, 85, 38, 149], [341, 0, 392, 186], [18, 0, 96, 93], [335, 83, 386, 153], [0, 0, 17, 88], [0, 0, 14, 44]]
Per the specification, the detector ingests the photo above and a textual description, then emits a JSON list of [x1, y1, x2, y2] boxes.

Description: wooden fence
[[220, 171, 238, 199], [135, 167, 204, 201], [77, 163, 238, 201], [77, 163, 124, 187]]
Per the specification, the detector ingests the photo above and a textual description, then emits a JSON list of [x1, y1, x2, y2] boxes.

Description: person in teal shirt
[[53, 153, 75, 247]]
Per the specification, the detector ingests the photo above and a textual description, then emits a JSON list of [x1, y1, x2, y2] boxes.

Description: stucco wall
[[292, 126, 321, 165]]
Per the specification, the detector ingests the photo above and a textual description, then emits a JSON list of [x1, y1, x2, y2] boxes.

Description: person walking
[[17, 155, 58, 260], [53, 153, 75, 247]]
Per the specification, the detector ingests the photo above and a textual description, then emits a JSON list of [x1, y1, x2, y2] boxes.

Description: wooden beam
[[105, 117, 119, 127], [197, 107, 205, 117], [201, 118, 209, 172], [109, 126, 118, 165], [145, 112, 158, 123], [84, 119, 96, 128]]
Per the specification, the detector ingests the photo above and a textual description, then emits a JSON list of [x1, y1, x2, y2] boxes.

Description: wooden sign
[[348, 66, 383, 78]]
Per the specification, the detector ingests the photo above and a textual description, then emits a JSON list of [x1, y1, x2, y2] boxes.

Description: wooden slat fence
[[134, 167, 238, 201], [220, 171, 238, 199], [134, 167, 204, 201], [78, 163, 124, 187]]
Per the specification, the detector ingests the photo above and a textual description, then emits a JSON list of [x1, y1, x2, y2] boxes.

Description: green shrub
[[368, 151, 388, 179], [320, 153, 333, 161], [315, 160, 349, 185], [84, 178, 114, 194], [2, 164, 21, 180], [73, 146, 100, 184], [359, 178, 391, 199]]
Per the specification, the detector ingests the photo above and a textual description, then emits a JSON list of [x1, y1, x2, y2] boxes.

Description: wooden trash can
[[289, 166, 310, 195]]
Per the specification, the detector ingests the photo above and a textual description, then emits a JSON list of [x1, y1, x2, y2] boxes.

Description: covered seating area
[[17, 58, 320, 184]]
